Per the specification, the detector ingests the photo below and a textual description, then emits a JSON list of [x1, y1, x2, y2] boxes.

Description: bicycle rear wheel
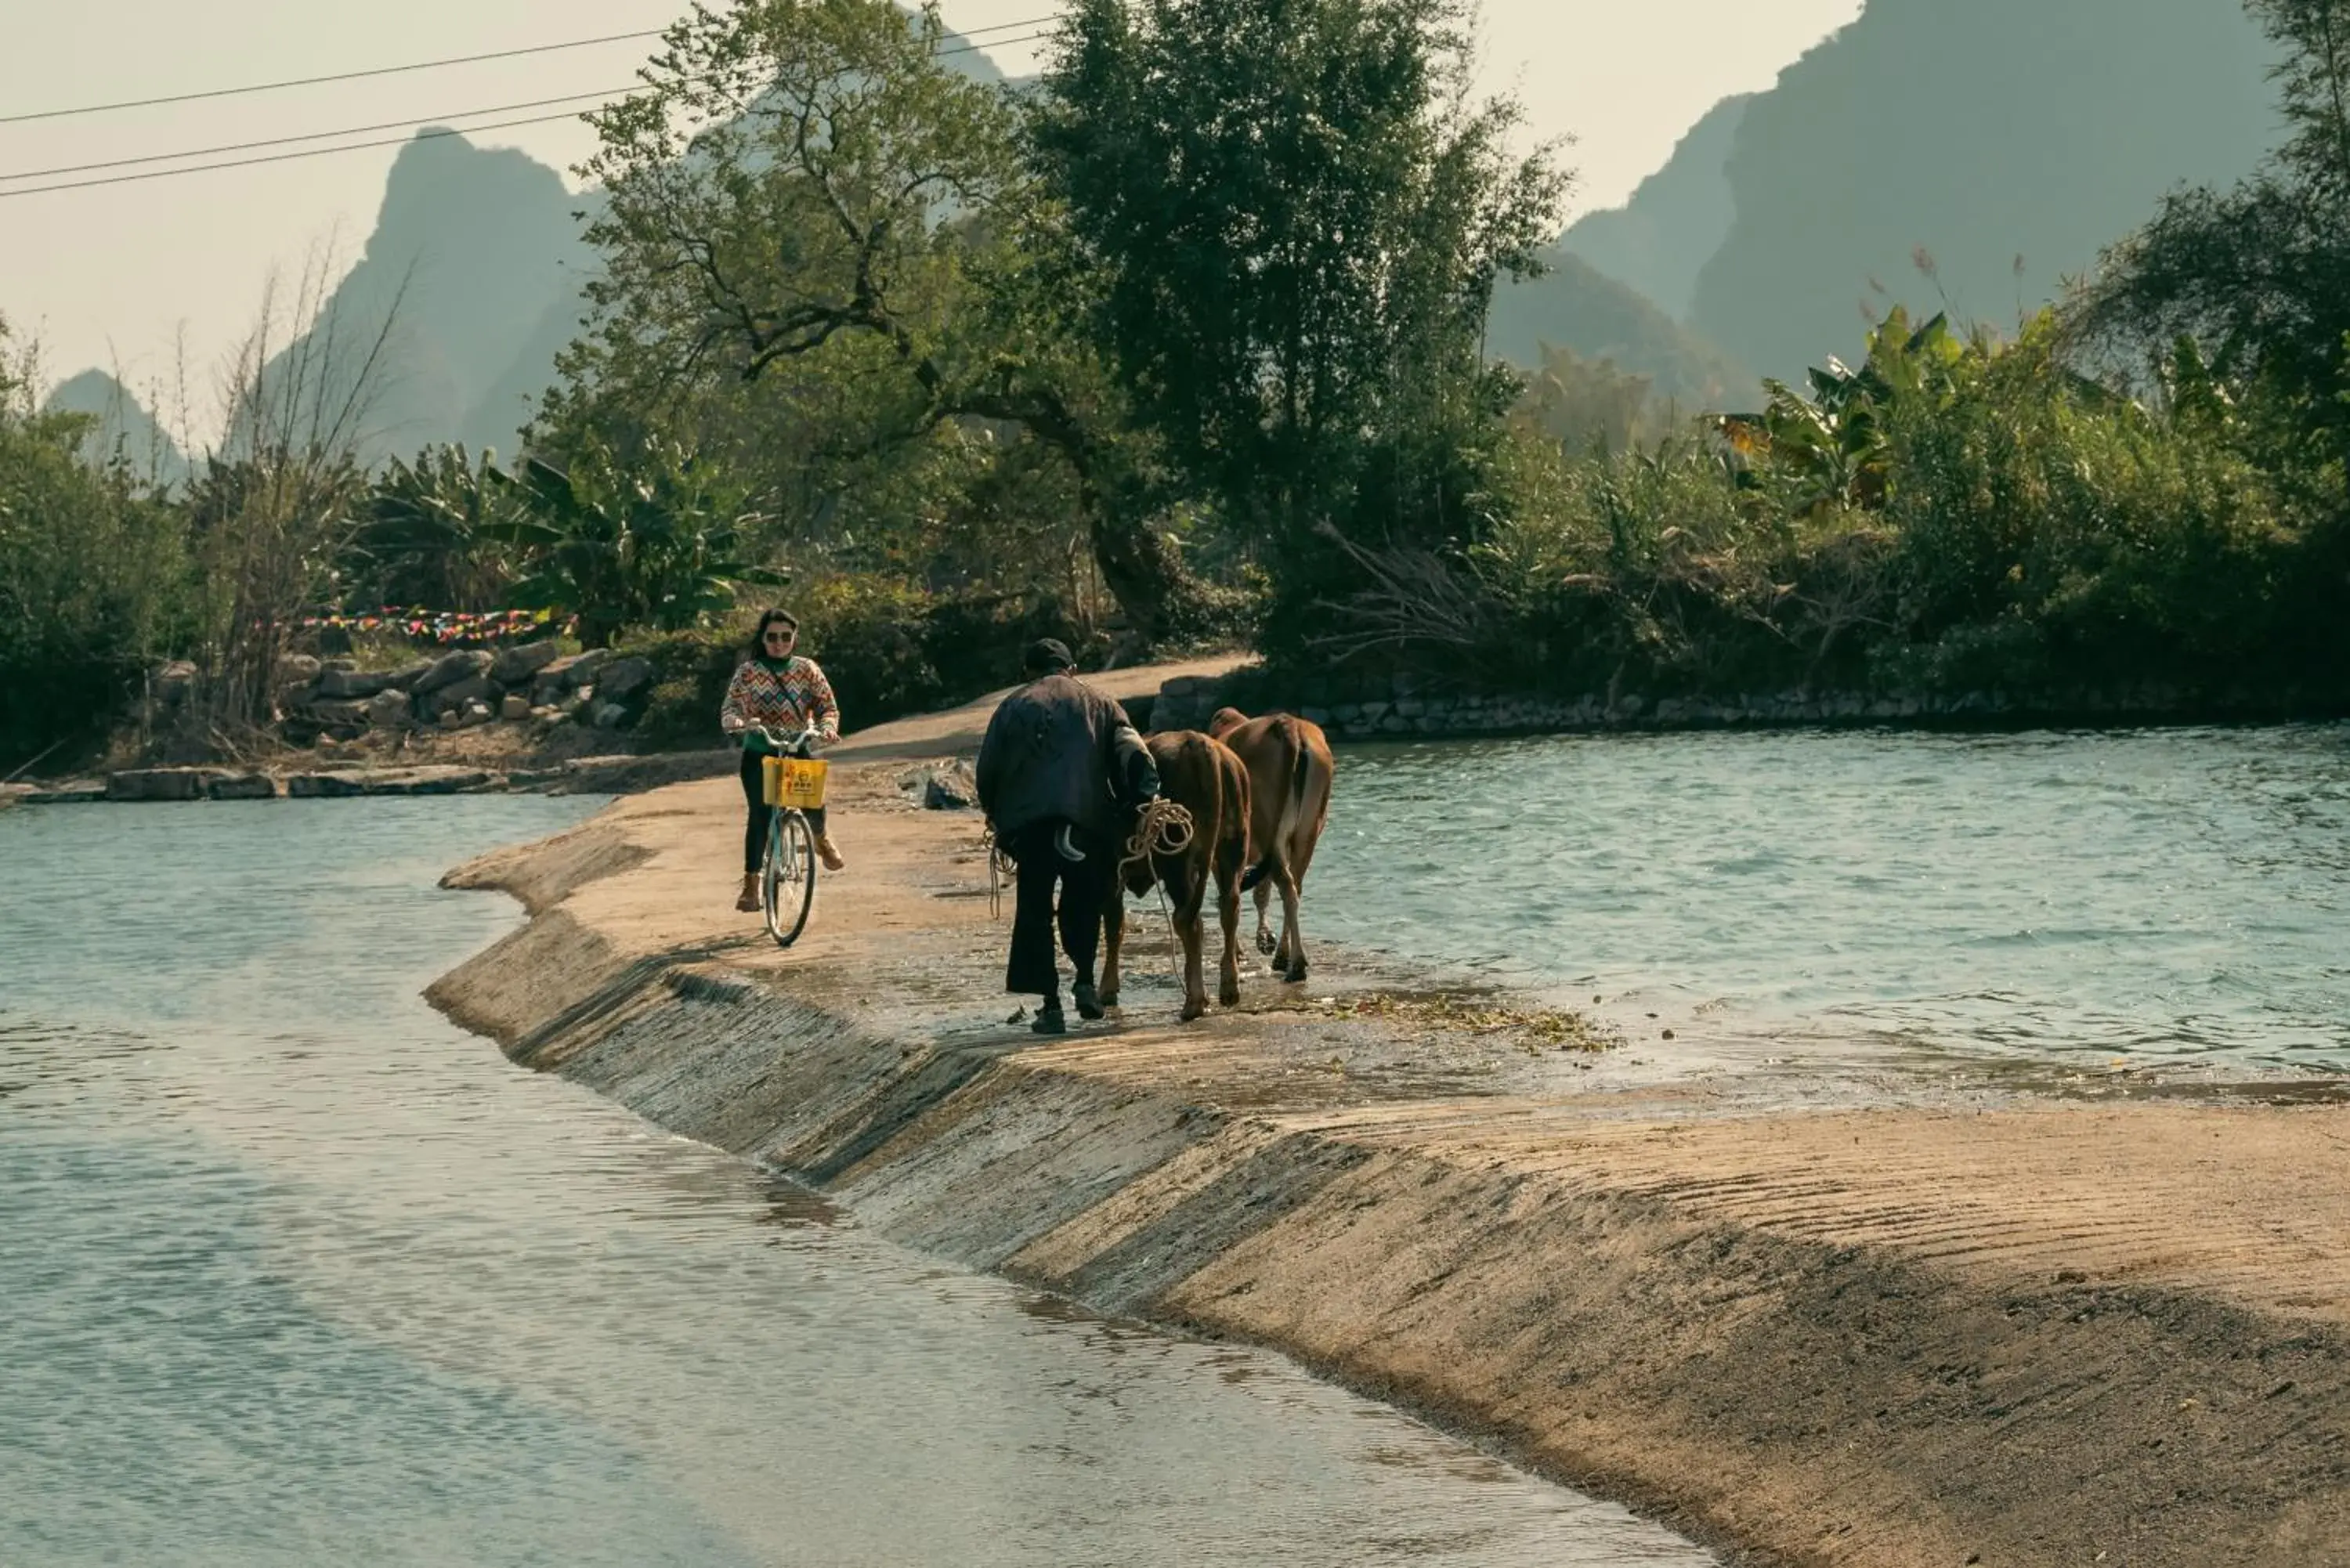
[[762, 809, 818, 947]]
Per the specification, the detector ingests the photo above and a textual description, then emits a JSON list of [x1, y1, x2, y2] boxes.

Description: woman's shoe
[[815, 834, 846, 872], [735, 873, 760, 913]]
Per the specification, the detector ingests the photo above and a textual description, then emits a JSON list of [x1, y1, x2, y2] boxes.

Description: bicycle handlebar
[[742, 721, 823, 758]]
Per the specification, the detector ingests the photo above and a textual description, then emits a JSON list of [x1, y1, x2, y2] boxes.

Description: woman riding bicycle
[[720, 608, 844, 913]]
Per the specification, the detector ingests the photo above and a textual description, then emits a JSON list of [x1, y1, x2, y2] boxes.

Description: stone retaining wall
[[268, 642, 660, 740], [125, 643, 661, 753], [1148, 667, 2336, 740], [16, 754, 733, 806]]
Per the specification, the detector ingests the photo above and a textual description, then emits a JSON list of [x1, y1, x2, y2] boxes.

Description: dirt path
[[825, 654, 1247, 762], [430, 663, 2350, 1568]]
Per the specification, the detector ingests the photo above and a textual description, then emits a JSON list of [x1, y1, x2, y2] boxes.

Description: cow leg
[[1271, 872, 1295, 970], [1179, 916, 1209, 1021], [1253, 879, 1277, 956], [1173, 869, 1209, 1023], [1217, 867, 1243, 1007], [1279, 818, 1322, 982], [1274, 864, 1307, 982], [1101, 894, 1125, 1007]]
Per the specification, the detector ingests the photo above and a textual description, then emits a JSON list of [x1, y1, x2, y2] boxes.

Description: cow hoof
[[1283, 963, 1308, 985], [1218, 984, 1241, 1007], [1180, 1000, 1207, 1024], [1098, 988, 1120, 1009], [1256, 930, 1277, 956]]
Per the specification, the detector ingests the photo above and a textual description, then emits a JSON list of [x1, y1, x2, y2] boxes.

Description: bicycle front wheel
[[762, 809, 818, 947]]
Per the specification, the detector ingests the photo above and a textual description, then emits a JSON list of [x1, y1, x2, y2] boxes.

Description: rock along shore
[[422, 660, 2350, 1568], [15, 753, 750, 805]]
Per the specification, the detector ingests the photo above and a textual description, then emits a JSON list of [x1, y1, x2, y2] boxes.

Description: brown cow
[[1207, 706, 1334, 984], [1100, 730, 1252, 1022]]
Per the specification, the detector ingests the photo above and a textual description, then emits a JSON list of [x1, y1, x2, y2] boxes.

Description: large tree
[[2077, 0, 2350, 471], [565, 0, 1204, 641], [1029, 0, 1568, 555]]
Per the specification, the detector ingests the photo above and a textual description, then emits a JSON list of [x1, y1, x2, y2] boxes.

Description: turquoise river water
[[0, 797, 1711, 1567], [1310, 723, 2350, 1071]]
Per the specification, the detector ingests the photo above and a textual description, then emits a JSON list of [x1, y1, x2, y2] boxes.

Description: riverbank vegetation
[[1376, 303, 2341, 706], [4, 0, 2346, 773], [1379, 0, 2346, 710]]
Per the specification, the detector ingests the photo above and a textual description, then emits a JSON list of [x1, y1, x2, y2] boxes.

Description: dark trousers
[[1004, 819, 1108, 999], [739, 750, 828, 874]]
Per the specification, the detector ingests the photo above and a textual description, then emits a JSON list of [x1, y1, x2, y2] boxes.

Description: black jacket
[[976, 673, 1157, 845]]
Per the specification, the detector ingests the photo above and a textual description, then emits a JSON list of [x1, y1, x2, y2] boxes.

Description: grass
[[1310, 991, 1624, 1055]]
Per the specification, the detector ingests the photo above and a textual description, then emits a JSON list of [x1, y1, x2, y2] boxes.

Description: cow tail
[[1238, 720, 1309, 893]]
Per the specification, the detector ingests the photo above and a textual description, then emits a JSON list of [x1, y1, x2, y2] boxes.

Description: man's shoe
[[815, 833, 846, 872], [1031, 1001, 1067, 1035], [735, 873, 761, 913], [1072, 980, 1104, 1021]]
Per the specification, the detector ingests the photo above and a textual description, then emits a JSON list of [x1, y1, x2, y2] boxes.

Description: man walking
[[976, 639, 1159, 1035]]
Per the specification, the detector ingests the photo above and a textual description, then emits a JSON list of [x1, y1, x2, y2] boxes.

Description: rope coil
[[1119, 799, 1198, 995], [982, 824, 1014, 921], [1118, 797, 1195, 885]]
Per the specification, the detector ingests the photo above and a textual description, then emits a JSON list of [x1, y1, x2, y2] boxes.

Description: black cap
[[1024, 638, 1076, 675]]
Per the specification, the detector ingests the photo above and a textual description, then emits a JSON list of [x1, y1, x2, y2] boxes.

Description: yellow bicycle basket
[[761, 755, 830, 810]]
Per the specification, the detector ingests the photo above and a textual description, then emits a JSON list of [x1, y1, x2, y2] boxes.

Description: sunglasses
[[763, 628, 796, 642]]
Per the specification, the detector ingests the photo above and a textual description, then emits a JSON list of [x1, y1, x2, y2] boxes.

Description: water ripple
[[0, 798, 1709, 1567], [1311, 723, 2350, 1069]]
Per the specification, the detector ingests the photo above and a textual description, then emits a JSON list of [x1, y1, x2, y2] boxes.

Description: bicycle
[[745, 721, 828, 948]]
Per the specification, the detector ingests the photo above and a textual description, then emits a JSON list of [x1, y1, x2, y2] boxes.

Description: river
[[1308, 722, 2350, 1072], [0, 797, 1710, 1567]]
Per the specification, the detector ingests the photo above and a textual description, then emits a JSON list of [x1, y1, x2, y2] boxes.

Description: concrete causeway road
[[429, 657, 2350, 1568]]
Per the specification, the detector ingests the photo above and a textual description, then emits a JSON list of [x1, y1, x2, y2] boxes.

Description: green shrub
[[1876, 324, 2305, 692], [1286, 308, 2345, 708], [0, 337, 192, 768], [627, 623, 751, 751]]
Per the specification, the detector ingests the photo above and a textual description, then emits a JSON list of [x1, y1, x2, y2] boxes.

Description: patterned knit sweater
[[719, 656, 841, 748]]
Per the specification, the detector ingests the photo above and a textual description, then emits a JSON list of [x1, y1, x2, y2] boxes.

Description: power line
[[935, 13, 1068, 39], [0, 28, 1060, 200], [0, 87, 641, 182], [944, 11, 1068, 39], [0, 111, 597, 197], [0, 12, 1068, 127], [0, 29, 666, 126]]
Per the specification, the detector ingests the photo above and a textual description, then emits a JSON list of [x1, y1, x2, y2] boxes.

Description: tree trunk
[[941, 381, 1213, 646], [1086, 506, 1203, 645]]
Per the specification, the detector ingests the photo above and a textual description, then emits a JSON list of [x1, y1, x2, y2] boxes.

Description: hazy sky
[[0, 0, 1860, 421]]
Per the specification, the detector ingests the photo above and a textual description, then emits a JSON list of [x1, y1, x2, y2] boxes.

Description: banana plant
[[355, 444, 521, 611], [486, 440, 784, 648], [1713, 308, 1968, 516]]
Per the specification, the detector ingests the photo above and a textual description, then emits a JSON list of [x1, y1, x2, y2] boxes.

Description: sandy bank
[[428, 667, 2350, 1568]]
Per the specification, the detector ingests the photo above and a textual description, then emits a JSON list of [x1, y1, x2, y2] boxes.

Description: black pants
[[739, 749, 828, 874], [1004, 819, 1108, 999]]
